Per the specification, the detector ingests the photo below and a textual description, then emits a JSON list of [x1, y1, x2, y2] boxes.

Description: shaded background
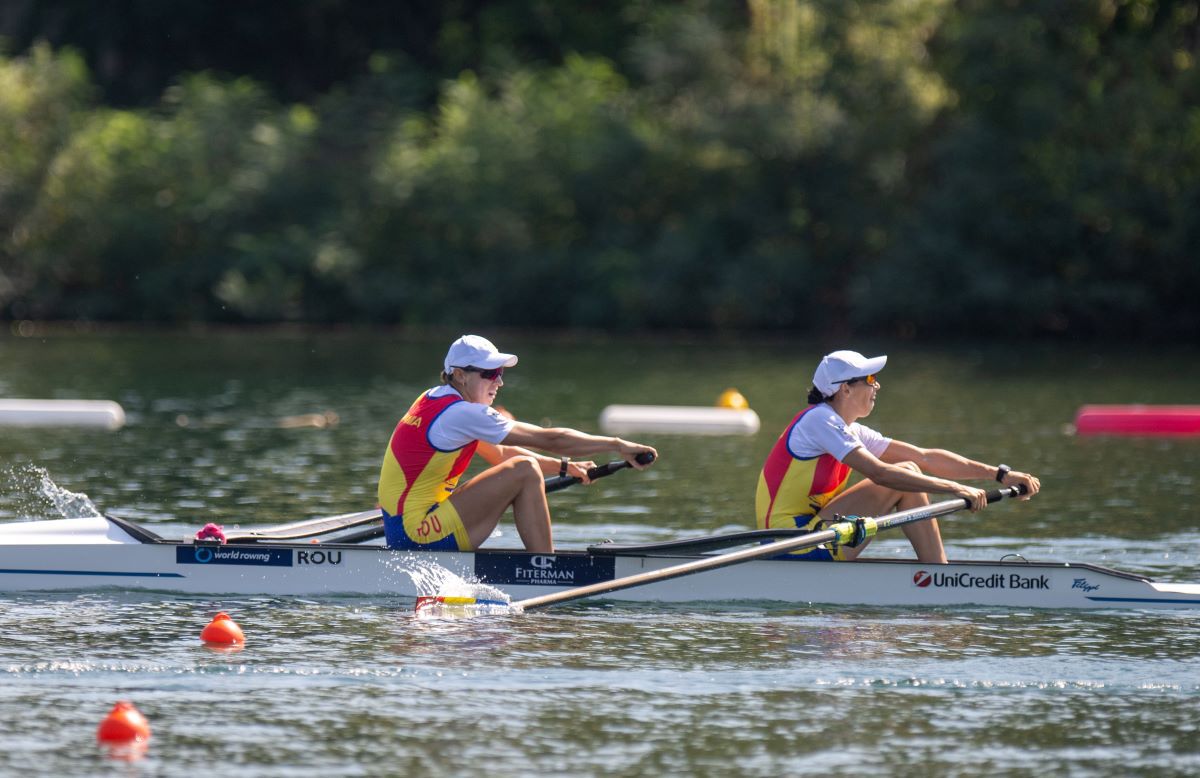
[[1, 0, 1198, 339]]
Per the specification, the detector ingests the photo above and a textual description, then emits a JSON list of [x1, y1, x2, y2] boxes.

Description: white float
[[599, 389, 760, 436], [0, 399, 126, 430]]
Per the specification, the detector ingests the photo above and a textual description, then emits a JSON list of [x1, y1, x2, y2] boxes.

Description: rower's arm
[[881, 441, 1040, 497], [846, 446, 966, 494], [476, 439, 590, 477], [844, 446, 987, 510], [501, 421, 656, 467], [880, 440, 997, 480]]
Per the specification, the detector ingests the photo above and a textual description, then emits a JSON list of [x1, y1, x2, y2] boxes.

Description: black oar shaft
[[514, 486, 1024, 611]]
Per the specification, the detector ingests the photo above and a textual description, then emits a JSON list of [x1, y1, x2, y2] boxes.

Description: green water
[[1, 330, 1199, 775]]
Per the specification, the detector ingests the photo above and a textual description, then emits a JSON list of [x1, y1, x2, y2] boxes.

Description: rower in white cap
[[755, 350, 1039, 563], [378, 335, 657, 553]]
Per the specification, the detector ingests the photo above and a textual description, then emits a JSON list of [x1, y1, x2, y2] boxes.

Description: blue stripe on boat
[[1088, 596, 1200, 604], [0, 568, 185, 578]]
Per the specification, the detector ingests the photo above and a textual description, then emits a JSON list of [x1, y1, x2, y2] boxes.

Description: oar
[[512, 485, 1027, 611], [543, 451, 655, 494]]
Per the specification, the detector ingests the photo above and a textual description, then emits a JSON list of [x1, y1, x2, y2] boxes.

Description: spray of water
[[387, 553, 513, 617], [0, 464, 100, 521]]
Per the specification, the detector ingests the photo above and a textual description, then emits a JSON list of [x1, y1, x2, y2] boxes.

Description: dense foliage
[[1, 0, 1197, 339]]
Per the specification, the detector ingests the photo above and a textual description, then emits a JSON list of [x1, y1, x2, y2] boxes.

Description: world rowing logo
[[913, 570, 932, 587], [176, 546, 292, 567]]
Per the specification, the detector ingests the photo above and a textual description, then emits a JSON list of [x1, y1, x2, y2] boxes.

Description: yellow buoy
[[716, 388, 749, 410]]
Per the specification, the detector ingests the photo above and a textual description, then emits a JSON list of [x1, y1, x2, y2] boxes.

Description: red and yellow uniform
[[378, 391, 477, 550], [755, 406, 852, 560]]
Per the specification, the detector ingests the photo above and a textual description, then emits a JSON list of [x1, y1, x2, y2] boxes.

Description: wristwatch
[[995, 464, 1011, 483]]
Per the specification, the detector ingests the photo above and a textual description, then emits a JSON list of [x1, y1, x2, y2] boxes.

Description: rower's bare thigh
[[817, 478, 900, 521], [449, 457, 541, 526]]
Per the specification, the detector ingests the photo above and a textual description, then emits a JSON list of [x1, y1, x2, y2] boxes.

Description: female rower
[[755, 350, 1039, 563], [378, 334, 657, 553]]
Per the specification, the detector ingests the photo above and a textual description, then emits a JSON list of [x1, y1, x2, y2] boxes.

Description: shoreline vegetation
[[6, 321, 1199, 358], [2, 1, 1198, 341]]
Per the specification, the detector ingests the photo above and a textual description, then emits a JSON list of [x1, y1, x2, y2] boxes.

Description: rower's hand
[[957, 485, 989, 512], [568, 460, 598, 484], [617, 440, 657, 469], [1003, 470, 1040, 500]]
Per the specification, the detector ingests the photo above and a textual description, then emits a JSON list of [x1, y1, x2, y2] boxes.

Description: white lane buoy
[[599, 404, 760, 436], [0, 399, 126, 430]]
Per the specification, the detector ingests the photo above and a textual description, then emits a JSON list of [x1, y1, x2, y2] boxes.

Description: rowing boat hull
[[2, 517, 1199, 609]]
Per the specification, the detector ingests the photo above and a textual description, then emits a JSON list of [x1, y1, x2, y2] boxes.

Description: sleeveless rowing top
[[378, 390, 479, 520], [755, 405, 851, 529]]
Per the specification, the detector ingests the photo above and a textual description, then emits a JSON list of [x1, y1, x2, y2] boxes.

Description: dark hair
[[807, 386, 827, 405]]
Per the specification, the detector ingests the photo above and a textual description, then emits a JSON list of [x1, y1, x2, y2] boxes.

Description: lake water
[[2, 330, 1199, 775]]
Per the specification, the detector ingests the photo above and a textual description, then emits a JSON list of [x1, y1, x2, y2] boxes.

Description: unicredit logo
[[913, 570, 932, 587]]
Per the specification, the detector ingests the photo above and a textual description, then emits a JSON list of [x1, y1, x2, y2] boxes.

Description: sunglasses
[[838, 374, 878, 387], [456, 366, 504, 381]]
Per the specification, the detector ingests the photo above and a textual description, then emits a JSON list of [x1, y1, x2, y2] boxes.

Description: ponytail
[[806, 386, 827, 405]]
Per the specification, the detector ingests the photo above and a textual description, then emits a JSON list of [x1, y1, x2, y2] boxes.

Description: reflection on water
[[2, 593, 1200, 775]]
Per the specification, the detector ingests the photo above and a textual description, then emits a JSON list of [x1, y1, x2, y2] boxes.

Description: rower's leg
[[886, 462, 947, 563], [819, 462, 947, 563], [448, 456, 553, 552], [817, 480, 899, 561], [895, 492, 947, 564]]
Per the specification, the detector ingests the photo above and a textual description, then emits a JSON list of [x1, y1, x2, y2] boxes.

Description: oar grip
[[543, 452, 655, 494], [588, 451, 655, 479], [985, 484, 1028, 504]]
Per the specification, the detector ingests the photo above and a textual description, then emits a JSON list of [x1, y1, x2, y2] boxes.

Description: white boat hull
[[2, 517, 1199, 609]]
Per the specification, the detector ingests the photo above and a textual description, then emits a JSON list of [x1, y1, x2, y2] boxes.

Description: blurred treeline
[[1, 0, 1198, 339]]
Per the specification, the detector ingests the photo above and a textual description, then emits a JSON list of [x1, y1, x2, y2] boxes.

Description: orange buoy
[[97, 701, 151, 744], [200, 611, 245, 645]]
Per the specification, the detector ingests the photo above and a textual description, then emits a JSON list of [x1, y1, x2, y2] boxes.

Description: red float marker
[[200, 612, 245, 645], [1075, 405, 1200, 437], [97, 701, 151, 744]]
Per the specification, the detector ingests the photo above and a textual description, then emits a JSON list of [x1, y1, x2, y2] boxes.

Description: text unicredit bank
[[914, 571, 1050, 590]]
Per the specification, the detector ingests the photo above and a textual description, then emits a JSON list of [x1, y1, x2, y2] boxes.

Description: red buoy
[[200, 611, 245, 645], [1075, 405, 1200, 437], [97, 701, 151, 744]]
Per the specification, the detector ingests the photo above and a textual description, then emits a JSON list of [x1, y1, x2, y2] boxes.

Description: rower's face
[[847, 375, 880, 415], [456, 368, 504, 405]]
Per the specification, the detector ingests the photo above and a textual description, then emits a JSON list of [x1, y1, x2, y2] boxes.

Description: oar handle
[[987, 483, 1028, 503], [544, 452, 655, 494]]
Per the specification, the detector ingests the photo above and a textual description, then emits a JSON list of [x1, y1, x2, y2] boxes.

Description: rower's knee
[[895, 461, 923, 474], [508, 455, 543, 485]]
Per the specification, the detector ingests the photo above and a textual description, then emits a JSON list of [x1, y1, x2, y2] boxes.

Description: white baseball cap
[[443, 335, 518, 373], [813, 350, 887, 397]]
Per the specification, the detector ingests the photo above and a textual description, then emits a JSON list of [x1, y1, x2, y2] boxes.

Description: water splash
[[0, 464, 100, 520], [388, 554, 514, 618], [394, 554, 508, 599]]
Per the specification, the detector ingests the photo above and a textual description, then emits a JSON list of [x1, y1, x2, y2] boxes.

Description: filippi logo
[[913, 570, 932, 588]]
